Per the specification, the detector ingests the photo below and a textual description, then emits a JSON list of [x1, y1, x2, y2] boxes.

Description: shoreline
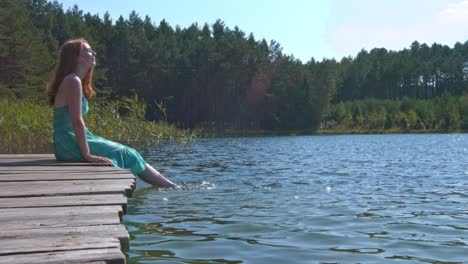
[[199, 128, 467, 137]]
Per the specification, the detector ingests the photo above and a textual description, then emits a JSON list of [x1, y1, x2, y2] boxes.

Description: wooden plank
[[0, 159, 112, 166], [0, 170, 131, 176], [0, 236, 120, 256], [1, 213, 121, 230], [0, 166, 131, 173], [0, 179, 135, 198], [0, 248, 125, 264], [0, 194, 127, 211], [0, 205, 123, 221], [0, 172, 135, 181], [0, 166, 126, 171], [0, 224, 130, 252], [0, 154, 111, 167], [0, 154, 55, 159], [0, 154, 135, 262], [2, 162, 111, 167], [0, 159, 79, 166]]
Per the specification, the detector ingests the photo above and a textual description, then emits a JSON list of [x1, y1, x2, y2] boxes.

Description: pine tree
[[0, 0, 52, 98]]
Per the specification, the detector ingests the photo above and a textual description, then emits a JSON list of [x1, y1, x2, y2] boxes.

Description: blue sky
[[56, 0, 468, 62]]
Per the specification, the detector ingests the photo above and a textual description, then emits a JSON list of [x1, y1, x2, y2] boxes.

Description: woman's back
[[52, 94, 89, 161], [52, 74, 80, 108]]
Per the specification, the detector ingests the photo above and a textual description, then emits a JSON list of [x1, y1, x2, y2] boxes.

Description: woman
[[48, 38, 177, 188]]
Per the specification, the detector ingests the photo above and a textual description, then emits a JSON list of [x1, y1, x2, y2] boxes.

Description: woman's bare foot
[[138, 164, 178, 188]]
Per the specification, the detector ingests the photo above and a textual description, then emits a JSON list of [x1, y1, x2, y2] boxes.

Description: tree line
[[323, 94, 468, 132], [1, 0, 467, 131]]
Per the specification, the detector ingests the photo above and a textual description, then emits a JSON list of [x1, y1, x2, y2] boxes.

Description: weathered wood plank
[[0, 166, 126, 171], [0, 154, 55, 159], [0, 205, 123, 221], [0, 248, 125, 264], [0, 159, 112, 166], [0, 155, 136, 263], [0, 166, 131, 173], [0, 170, 131, 175], [0, 179, 135, 198], [0, 236, 120, 256], [0, 194, 127, 211], [0, 172, 134, 181], [1, 213, 121, 230], [0, 224, 130, 252], [1, 162, 112, 167], [0, 159, 81, 166], [0, 154, 112, 166]]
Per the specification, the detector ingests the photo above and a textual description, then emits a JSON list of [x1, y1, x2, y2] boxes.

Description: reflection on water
[[125, 134, 468, 263]]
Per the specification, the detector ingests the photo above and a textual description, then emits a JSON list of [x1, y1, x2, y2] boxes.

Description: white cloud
[[437, 0, 468, 24], [327, 25, 429, 57], [326, 1, 468, 59]]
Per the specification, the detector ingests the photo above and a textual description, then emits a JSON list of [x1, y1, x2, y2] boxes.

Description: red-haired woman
[[48, 38, 177, 188]]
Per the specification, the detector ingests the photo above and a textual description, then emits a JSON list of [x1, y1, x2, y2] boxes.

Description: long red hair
[[48, 38, 96, 106]]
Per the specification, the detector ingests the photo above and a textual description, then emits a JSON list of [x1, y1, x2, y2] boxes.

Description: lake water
[[125, 134, 467, 263]]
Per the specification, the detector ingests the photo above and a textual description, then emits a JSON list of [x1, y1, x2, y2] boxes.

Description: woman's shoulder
[[62, 73, 81, 85], [60, 73, 82, 93]]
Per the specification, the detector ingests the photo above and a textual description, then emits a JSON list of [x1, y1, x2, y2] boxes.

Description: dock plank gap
[[0, 154, 137, 264]]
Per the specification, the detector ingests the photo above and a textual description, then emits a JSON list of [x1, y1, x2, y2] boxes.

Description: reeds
[[0, 97, 53, 153], [0, 96, 197, 153]]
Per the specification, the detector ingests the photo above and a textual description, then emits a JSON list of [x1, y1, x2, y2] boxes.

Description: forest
[[1, 0, 468, 132]]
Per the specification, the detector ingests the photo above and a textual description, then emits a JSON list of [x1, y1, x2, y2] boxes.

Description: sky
[[56, 0, 468, 62]]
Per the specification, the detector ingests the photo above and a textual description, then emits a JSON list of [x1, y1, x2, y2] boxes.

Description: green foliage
[[460, 93, 468, 129], [323, 95, 465, 132], [0, 0, 53, 96], [85, 95, 195, 146], [0, 97, 52, 153], [0, 96, 196, 153], [1, 1, 467, 134]]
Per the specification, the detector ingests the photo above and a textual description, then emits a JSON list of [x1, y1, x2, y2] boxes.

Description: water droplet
[[294, 196, 299, 199], [162, 197, 169, 201], [326, 186, 332, 193], [201, 181, 216, 190]]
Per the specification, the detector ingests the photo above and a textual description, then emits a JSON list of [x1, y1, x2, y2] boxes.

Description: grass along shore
[[3, 95, 466, 154], [0, 96, 197, 154]]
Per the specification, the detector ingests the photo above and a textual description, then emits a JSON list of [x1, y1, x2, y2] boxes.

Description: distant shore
[[317, 128, 466, 135], [199, 128, 466, 137]]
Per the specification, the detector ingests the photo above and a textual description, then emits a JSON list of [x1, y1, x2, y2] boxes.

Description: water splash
[[176, 181, 217, 190]]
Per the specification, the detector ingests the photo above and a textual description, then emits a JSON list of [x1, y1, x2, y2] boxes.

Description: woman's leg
[[138, 164, 178, 188]]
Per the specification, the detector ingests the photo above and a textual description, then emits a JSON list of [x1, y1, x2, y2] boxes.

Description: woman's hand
[[84, 154, 113, 164]]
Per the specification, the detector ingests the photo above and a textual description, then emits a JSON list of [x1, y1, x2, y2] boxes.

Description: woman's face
[[79, 43, 96, 67]]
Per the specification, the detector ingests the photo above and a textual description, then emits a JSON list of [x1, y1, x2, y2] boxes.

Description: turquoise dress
[[53, 95, 146, 175]]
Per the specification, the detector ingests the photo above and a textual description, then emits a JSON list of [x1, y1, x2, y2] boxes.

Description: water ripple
[[126, 134, 468, 263]]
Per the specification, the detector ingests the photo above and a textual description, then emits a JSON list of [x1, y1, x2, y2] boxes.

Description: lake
[[125, 134, 467, 263]]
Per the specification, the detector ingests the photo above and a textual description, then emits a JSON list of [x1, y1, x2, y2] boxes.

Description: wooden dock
[[0, 154, 136, 264]]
